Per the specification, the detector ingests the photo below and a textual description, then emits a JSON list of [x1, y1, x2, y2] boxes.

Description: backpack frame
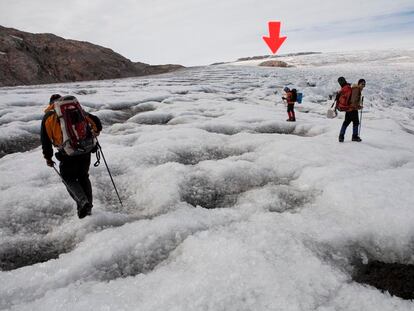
[[53, 96, 97, 156], [291, 89, 298, 102]]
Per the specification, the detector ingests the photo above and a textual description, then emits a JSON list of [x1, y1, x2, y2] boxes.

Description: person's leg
[[287, 105, 292, 120], [351, 111, 362, 141], [339, 112, 352, 142], [287, 104, 294, 121], [291, 105, 296, 121], [60, 156, 90, 218], [79, 175, 92, 205], [76, 154, 93, 217], [77, 175, 92, 217], [78, 153, 93, 207]]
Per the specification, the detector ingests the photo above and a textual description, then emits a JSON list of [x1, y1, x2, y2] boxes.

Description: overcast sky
[[1, 0, 413, 66]]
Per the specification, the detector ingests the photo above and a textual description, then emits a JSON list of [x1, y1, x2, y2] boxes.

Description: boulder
[[258, 60, 289, 67]]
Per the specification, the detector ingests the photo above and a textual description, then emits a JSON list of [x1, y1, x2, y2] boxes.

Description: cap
[[49, 94, 62, 104], [337, 77, 347, 87]]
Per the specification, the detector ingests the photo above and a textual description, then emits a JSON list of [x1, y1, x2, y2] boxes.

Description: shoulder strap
[[44, 110, 56, 120]]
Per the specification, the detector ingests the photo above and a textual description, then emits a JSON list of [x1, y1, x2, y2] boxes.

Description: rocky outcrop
[[0, 25, 184, 86], [259, 60, 289, 67]]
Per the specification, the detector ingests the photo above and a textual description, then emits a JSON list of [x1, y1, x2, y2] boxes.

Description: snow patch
[[128, 111, 173, 124], [10, 35, 23, 41]]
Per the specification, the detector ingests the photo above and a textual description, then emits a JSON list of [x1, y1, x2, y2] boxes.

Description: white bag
[[327, 107, 337, 119]]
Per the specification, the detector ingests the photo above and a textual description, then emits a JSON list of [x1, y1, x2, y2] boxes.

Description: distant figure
[[282, 87, 296, 122], [337, 77, 365, 142], [41, 94, 102, 218]]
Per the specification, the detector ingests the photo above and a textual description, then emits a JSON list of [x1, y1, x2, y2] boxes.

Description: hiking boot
[[352, 135, 362, 142], [338, 135, 344, 143], [77, 203, 92, 219], [84, 204, 92, 216]]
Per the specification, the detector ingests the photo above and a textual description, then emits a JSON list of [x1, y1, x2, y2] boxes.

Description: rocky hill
[[0, 25, 183, 86]]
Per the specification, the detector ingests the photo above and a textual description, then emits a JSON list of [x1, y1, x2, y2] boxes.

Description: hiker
[[41, 94, 102, 218], [282, 87, 296, 122], [337, 77, 365, 142]]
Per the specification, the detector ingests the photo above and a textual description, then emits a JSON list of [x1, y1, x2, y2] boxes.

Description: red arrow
[[262, 21, 287, 54]]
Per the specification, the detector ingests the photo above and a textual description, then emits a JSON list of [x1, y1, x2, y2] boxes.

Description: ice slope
[[0, 51, 414, 310]]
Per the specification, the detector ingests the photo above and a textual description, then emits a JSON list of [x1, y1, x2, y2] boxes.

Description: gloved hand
[[46, 158, 55, 167], [92, 130, 100, 137], [282, 97, 286, 100], [91, 144, 98, 153]]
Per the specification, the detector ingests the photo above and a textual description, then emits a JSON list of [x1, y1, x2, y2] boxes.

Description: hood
[[44, 104, 55, 113]]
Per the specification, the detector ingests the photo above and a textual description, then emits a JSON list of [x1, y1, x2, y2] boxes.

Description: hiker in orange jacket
[[41, 94, 102, 218]]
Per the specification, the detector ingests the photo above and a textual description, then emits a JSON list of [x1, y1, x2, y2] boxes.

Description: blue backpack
[[291, 89, 303, 104], [296, 92, 303, 104]]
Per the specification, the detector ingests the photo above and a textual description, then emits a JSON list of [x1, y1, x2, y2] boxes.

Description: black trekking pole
[[359, 96, 364, 136], [52, 165, 82, 203], [95, 140, 123, 207]]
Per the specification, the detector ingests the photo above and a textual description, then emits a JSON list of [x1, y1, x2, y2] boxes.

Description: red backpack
[[53, 95, 97, 156], [336, 84, 352, 111]]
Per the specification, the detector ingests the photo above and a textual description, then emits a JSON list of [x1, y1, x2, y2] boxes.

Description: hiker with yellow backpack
[[41, 94, 102, 218]]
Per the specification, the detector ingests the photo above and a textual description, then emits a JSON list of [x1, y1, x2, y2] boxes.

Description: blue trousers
[[340, 110, 359, 136]]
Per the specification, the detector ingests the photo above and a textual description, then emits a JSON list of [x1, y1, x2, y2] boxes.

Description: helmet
[[283, 87, 290, 92]]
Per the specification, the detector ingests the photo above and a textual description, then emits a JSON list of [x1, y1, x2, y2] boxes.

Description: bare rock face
[[0, 25, 183, 86], [258, 60, 289, 67]]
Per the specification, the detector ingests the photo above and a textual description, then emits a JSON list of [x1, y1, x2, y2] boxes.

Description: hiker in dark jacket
[[282, 87, 296, 122], [41, 94, 102, 218], [338, 78, 365, 142]]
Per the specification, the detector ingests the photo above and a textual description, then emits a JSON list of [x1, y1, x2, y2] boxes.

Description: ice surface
[[1, 51, 414, 310]]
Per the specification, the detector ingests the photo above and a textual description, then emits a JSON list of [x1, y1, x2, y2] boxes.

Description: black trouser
[[287, 104, 295, 120], [59, 153, 92, 208], [340, 110, 359, 136]]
